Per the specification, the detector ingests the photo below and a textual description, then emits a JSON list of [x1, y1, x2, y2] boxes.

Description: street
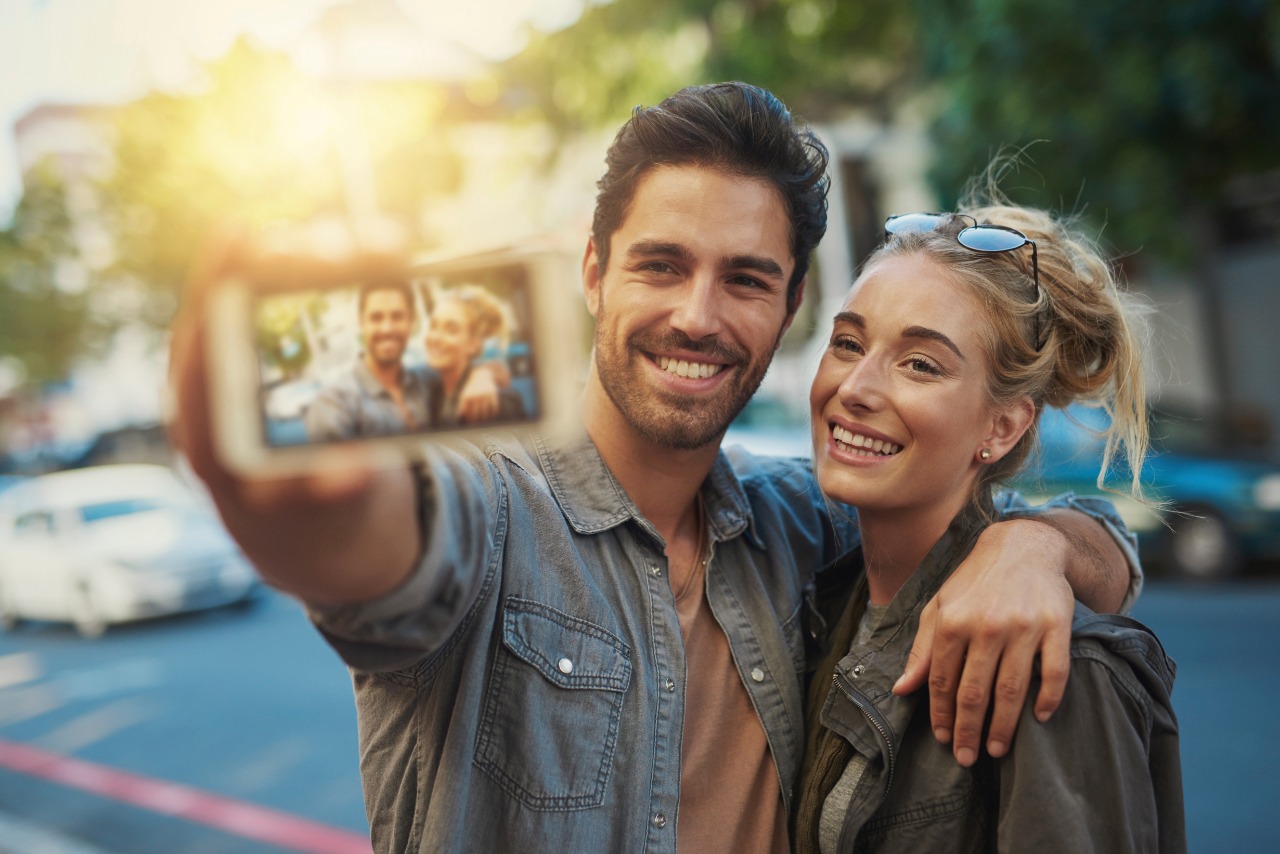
[[0, 578, 1276, 852], [0, 591, 368, 853]]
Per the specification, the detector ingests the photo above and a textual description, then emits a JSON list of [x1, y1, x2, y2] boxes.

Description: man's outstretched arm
[[168, 228, 421, 607]]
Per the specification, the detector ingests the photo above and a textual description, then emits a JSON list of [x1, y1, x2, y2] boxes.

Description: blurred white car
[[0, 464, 257, 637]]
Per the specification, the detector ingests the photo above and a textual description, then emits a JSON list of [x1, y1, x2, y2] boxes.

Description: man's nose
[[669, 275, 722, 341]]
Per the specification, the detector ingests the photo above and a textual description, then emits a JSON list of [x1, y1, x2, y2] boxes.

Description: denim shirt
[[304, 360, 442, 441], [308, 433, 1142, 854]]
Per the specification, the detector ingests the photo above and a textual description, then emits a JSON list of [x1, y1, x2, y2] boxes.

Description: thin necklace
[[674, 494, 707, 603]]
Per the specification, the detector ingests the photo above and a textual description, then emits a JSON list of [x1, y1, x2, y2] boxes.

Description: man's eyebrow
[[725, 254, 786, 283], [625, 240, 690, 260], [624, 242, 786, 283]]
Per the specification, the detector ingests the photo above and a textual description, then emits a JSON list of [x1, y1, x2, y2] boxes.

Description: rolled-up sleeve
[[995, 490, 1143, 614], [307, 443, 506, 673]]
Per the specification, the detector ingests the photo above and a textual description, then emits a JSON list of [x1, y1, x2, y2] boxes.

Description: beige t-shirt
[[673, 547, 790, 853]]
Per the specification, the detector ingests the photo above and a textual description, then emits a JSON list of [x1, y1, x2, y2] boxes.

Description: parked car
[[1013, 405, 1280, 580], [0, 464, 258, 637]]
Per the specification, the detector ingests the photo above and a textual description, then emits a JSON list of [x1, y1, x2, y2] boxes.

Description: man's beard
[[593, 312, 773, 451], [367, 335, 407, 370]]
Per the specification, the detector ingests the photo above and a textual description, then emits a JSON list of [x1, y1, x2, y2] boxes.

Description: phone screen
[[251, 264, 541, 448]]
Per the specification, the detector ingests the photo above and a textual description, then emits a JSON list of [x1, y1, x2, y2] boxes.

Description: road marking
[[0, 809, 114, 854], [0, 683, 60, 726], [37, 697, 155, 755], [0, 653, 41, 690], [0, 739, 371, 854]]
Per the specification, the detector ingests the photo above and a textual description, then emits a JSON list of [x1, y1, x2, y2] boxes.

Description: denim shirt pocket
[[474, 597, 632, 811]]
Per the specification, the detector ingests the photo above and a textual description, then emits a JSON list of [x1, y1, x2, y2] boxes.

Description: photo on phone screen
[[252, 264, 541, 448]]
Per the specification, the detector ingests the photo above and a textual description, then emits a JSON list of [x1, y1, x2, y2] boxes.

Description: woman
[[423, 284, 527, 427], [794, 203, 1184, 852]]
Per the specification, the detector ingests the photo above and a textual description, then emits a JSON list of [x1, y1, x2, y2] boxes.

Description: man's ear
[[582, 237, 603, 319], [775, 276, 807, 350], [984, 395, 1036, 462]]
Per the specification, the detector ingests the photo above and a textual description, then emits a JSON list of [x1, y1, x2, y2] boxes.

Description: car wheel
[[71, 585, 108, 638], [1164, 506, 1241, 580]]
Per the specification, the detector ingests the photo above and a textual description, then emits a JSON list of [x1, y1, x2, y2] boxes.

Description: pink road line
[[0, 738, 372, 854]]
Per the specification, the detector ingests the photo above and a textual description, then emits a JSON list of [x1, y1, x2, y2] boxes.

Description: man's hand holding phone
[[167, 227, 421, 606]]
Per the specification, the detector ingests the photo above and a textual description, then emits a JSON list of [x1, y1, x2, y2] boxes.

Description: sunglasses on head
[[884, 211, 1044, 348]]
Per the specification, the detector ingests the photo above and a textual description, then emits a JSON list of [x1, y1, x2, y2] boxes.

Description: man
[[170, 83, 1137, 852], [305, 280, 440, 441]]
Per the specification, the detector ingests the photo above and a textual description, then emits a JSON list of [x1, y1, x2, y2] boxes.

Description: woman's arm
[[995, 626, 1183, 852]]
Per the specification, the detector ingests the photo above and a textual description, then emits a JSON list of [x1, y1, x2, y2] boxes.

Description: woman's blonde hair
[[866, 179, 1151, 518], [428, 284, 513, 351]]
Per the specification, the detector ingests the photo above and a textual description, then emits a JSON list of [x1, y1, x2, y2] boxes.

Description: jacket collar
[[533, 430, 763, 549]]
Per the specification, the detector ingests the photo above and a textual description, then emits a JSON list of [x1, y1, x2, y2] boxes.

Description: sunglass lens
[[885, 213, 944, 236], [958, 226, 1027, 253]]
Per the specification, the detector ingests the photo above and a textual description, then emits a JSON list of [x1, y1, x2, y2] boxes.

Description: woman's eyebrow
[[830, 313, 966, 361], [901, 325, 966, 361]]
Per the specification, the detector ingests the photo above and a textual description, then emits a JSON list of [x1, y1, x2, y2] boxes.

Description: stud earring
[[979, 448, 992, 461]]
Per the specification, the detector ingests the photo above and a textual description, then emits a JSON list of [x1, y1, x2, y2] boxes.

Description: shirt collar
[[534, 431, 762, 549], [354, 357, 391, 399], [355, 358, 431, 399]]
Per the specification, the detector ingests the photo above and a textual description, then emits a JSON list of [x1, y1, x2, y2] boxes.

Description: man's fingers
[[894, 602, 935, 696], [946, 636, 1000, 767], [924, 619, 968, 747], [982, 637, 1038, 759], [1034, 622, 1072, 722], [460, 391, 499, 423]]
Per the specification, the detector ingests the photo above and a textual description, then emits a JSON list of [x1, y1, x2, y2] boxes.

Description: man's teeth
[[658, 356, 724, 379], [832, 424, 902, 456]]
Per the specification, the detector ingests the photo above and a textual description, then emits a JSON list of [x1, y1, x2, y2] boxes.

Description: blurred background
[[0, 0, 1277, 851]]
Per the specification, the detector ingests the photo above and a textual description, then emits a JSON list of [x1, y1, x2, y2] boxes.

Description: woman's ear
[[982, 396, 1036, 464]]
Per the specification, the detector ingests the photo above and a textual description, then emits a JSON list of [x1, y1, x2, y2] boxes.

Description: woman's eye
[[829, 335, 863, 355], [906, 356, 942, 376]]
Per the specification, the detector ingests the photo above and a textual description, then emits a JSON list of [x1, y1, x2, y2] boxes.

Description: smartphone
[[206, 243, 584, 477]]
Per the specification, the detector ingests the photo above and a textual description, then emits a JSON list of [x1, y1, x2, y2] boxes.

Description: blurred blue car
[[1014, 405, 1280, 580]]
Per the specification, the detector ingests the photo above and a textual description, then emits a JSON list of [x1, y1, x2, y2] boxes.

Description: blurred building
[[5, 0, 1278, 466]]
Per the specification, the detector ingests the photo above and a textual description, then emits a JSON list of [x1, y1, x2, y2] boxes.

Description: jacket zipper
[[832, 670, 896, 796]]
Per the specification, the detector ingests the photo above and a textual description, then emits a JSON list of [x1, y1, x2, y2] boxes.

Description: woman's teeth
[[658, 356, 723, 379], [832, 424, 902, 456]]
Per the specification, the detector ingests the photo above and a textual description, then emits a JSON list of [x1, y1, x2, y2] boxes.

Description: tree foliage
[[0, 164, 109, 385], [501, 0, 920, 132], [503, 0, 1278, 268], [914, 0, 1280, 263], [97, 39, 464, 312]]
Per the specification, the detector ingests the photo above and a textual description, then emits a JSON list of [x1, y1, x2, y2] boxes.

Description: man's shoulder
[[721, 444, 816, 490]]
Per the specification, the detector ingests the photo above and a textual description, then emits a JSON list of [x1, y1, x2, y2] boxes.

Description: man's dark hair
[[357, 279, 416, 318], [591, 82, 830, 311]]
